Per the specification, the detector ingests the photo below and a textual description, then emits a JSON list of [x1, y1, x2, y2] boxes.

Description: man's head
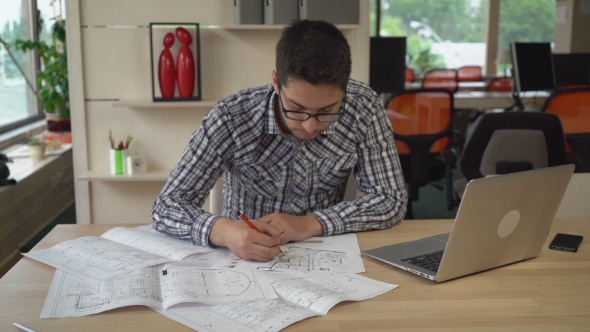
[[273, 20, 351, 141], [275, 20, 351, 90]]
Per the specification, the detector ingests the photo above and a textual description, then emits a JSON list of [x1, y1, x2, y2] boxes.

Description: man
[[152, 20, 407, 262]]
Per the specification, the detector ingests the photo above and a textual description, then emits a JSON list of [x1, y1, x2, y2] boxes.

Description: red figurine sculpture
[[175, 27, 195, 98], [158, 32, 176, 98]]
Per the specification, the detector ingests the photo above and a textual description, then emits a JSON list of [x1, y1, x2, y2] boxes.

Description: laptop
[[362, 165, 575, 282]]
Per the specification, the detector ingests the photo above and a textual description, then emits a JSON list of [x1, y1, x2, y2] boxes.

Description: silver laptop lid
[[436, 164, 574, 282]]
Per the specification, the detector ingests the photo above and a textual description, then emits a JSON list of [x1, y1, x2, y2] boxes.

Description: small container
[[28, 141, 46, 162], [110, 149, 128, 174]]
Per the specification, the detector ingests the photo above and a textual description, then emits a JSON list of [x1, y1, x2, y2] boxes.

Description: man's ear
[[271, 70, 279, 94]]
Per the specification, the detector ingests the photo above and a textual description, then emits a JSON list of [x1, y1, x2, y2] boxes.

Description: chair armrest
[[439, 148, 457, 165], [566, 152, 582, 171]]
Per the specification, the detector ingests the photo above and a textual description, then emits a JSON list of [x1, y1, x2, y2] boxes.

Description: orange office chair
[[384, 89, 457, 218], [457, 65, 482, 82], [405, 67, 415, 83], [541, 86, 590, 172], [557, 84, 590, 90], [422, 69, 458, 92], [486, 77, 513, 92]]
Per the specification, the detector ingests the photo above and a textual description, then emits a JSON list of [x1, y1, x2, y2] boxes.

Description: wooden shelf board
[[112, 99, 217, 108], [224, 24, 359, 30], [78, 170, 170, 182]]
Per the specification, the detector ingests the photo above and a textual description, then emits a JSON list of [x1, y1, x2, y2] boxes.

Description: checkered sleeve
[[151, 103, 235, 247], [312, 90, 408, 235]]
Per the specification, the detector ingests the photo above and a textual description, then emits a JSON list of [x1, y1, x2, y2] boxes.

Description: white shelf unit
[[67, 0, 370, 224], [78, 170, 170, 182], [223, 24, 359, 30], [112, 99, 218, 108]]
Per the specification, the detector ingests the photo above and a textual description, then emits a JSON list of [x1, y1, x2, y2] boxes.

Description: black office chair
[[451, 112, 575, 205]]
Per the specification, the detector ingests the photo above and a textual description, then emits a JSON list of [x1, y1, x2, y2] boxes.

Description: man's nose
[[302, 116, 319, 132]]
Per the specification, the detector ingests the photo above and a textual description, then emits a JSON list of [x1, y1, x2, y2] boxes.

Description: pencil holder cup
[[110, 149, 128, 174]]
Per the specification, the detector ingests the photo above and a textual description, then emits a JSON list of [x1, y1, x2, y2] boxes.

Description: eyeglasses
[[277, 86, 346, 123]]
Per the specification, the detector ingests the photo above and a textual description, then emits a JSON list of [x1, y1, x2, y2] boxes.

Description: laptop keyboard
[[401, 250, 444, 273]]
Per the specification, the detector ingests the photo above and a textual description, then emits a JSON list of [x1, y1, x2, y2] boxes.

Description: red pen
[[239, 214, 284, 255]]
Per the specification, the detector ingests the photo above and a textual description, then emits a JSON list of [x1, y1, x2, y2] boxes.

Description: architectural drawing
[[209, 233, 365, 273], [101, 226, 213, 261], [24, 237, 174, 282], [156, 299, 318, 332], [155, 271, 398, 332], [41, 266, 277, 318], [271, 246, 348, 272]]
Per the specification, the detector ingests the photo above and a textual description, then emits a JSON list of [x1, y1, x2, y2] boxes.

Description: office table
[[405, 81, 488, 91], [454, 91, 549, 109], [2, 218, 589, 331]]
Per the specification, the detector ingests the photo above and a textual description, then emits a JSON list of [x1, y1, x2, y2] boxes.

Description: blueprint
[[41, 265, 277, 318], [24, 225, 215, 283], [209, 233, 365, 273], [154, 270, 397, 332], [265, 270, 397, 314], [101, 226, 214, 261], [23, 237, 174, 282]]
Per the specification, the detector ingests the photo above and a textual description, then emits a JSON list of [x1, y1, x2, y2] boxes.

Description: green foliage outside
[[0, 15, 69, 118], [498, 0, 555, 50], [1, 12, 53, 80], [372, 0, 555, 75]]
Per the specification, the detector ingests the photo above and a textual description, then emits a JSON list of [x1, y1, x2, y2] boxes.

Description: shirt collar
[[264, 87, 336, 136]]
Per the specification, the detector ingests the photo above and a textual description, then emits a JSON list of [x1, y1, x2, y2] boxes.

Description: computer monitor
[[553, 53, 590, 87], [369, 37, 406, 94], [511, 42, 556, 93]]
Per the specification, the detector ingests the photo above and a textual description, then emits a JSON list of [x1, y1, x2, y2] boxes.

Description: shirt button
[[293, 197, 299, 202], [296, 175, 301, 181]]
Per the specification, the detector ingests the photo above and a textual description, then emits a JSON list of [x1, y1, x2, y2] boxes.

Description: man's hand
[[257, 213, 324, 245], [209, 218, 282, 261]]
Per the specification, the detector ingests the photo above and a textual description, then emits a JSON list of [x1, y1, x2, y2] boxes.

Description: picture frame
[[149, 23, 201, 102]]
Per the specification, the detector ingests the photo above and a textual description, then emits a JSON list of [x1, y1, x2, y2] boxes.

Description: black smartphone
[[549, 233, 583, 252]]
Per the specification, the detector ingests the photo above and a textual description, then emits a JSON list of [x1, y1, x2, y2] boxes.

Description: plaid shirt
[[152, 79, 407, 247]]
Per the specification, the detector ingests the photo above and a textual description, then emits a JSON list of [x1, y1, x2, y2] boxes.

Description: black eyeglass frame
[[277, 85, 347, 123]]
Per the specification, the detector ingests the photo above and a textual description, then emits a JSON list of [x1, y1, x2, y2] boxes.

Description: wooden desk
[[2, 218, 589, 331]]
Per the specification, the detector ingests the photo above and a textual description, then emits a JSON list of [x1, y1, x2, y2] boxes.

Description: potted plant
[[27, 138, 46, 162], [0, 16, 69, 132]]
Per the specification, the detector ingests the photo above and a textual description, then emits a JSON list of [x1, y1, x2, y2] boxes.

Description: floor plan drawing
[[24, 237, 174, 282], [101, 226, 213, 261], [155, 299, 318, 332], [209, 233, 365, 273], [155, 271, 398, 332], [41, 266, 277, 318], [271, 246, 348, 272]]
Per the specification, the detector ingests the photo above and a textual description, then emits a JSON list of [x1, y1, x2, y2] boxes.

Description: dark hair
[[276, 20, 351, 90]]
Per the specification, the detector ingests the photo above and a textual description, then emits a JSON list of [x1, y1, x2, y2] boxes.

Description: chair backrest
[[422, 69, 458, 92], [541, 87, 590, 135], [460, 112, 566, 181], [458, 65, 482, 82], [384, 89, 454, 186], [541, 87, 590, 172], [486, 77, 513, 92], [557, 84, 590, 91], [405, 67, 415, 83]]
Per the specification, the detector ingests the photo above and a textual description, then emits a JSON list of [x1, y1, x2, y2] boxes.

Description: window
[[0, 0, 40, 133], [497, 0, 555, 75], [0, 0, 65, 135], [371, 0, 486, 75]]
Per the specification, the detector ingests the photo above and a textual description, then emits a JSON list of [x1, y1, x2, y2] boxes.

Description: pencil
[[239, 214, 284, 255]]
